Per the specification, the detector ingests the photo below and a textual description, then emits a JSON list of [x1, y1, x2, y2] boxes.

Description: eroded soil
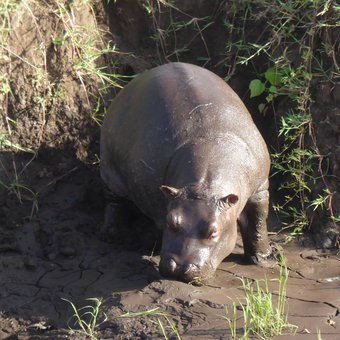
[[0, 159, 339, 339]]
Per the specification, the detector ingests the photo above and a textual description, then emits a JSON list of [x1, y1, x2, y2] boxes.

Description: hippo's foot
[[100, 201, 131, 242], [245, 242, 282, 268]]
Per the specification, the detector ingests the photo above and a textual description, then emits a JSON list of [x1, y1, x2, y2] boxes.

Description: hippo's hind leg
[[239, 185, 272, 264], [101, 184, 133, 241]]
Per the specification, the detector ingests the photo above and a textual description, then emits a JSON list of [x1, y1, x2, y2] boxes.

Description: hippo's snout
[[159, 256, 201, 283]]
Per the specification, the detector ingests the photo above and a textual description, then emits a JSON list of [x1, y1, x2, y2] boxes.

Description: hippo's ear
[[160, 185, 181, 198], [219, 194, 238, 208]]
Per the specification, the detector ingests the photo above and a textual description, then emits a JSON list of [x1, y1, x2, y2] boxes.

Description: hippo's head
[[159, 185, 239, 283]]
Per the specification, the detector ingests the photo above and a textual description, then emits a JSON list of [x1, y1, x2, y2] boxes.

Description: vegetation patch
[[63, 297, 107, 340], [0, 0, 122, 154], [225, 255, 297, 339], [0, 0, 124, 214], [120, 307, 181, 340], [219, 0, 339, 239], [63, 297, 181, 340]]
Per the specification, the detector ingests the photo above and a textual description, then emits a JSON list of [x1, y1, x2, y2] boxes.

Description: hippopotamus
[[100, 62, 272, 283]]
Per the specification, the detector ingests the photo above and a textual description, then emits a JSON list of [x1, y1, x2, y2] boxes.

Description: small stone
[[60, 246, 76, 257], [47, 252, 56, 260], [24, 257, 37, 270]]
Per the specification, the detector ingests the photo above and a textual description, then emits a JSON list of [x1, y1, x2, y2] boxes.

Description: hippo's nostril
[[160, 259, 205, 283], [179, 263, 201, 283], [183, 263, 199, 275], [159, 256, 178, 278]]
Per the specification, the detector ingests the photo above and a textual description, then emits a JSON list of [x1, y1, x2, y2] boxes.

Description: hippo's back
[[100, 63, 269, 218]]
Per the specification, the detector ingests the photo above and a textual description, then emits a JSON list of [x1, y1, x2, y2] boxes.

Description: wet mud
[[0, 162, 339, 339]]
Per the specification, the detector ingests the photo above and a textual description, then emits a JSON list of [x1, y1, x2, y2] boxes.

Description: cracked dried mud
[[0, 161, 339, 339]]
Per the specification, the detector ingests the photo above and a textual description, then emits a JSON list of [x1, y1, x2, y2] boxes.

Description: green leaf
[[264, 67, 282, 86], [303, 72, 312, 81], [266, 93, 274, 102], [249, 79, 266, 98], [269, 85, 277, 93], [258, 103, 267, 114]]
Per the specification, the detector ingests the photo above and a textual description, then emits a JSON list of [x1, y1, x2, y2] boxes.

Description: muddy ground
[[0, 0, 339, 339], [0, 154, 339, 339]]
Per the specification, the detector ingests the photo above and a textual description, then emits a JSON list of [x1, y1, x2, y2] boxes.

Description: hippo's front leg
[[101, 186, 132, 240], [239, 187, 272, 264]]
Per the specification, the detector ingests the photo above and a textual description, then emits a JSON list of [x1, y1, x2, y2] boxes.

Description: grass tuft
[[224, 254, 297, 339], [120, 307, 181, 340], [62, 297, 107, 340]]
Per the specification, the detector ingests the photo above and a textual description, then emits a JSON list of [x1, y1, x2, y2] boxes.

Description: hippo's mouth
[[159, 255, 213, 284]]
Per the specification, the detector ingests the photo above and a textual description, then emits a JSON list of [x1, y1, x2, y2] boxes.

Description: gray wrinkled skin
[[101, 62, 271, 283]]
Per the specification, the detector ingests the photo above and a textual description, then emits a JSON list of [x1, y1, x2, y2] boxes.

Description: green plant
[[53, 1, 124, 101], [188, 276, 204, 286], [91, 98, 107, 126], [249, 66, 293, 113], [120, 307, 181, 340], [224, 254, 297, 339], [0, 3, 29, 153], [270, 111, 316, 238], [225, 302, 238, 340], [223, 0, 339, 237], [0, 133, 34, 154], [1, 0, 124, 156], [62, 297, 107, 340], [0, 0, 20, 37], [0, 154, 39, 219], [316, 328, 323, 340], [143, 0, 212, 63]]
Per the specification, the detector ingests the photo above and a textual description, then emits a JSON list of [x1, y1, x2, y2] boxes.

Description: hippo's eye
[[207, 225, 219, 240], [167, 214, 182, 232]]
